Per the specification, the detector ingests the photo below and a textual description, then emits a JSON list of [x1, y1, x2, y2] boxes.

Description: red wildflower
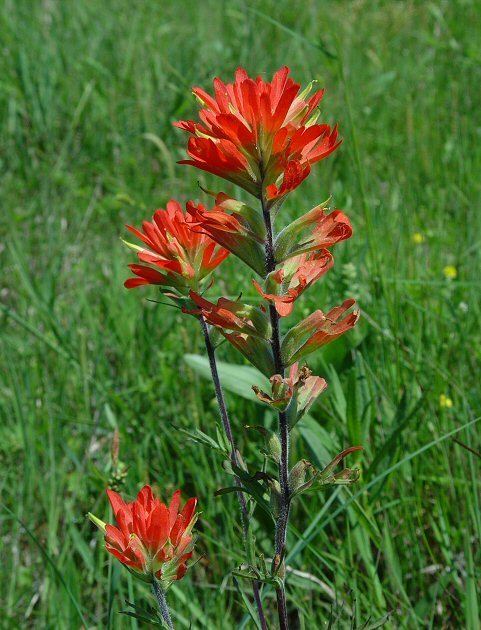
[[265, 160, 311, 201], [186, 195, 266, 275], [275, 202, 353, 263], [185, 291, 270, 339], [253, 249, 333, 316], [253, 363, 327, 420], [282, 299, 360, 364], [89, 485, 198, 586], [174, 67, 341, 197], [185, 291, 275, 375], [124, 200, 229, 291]]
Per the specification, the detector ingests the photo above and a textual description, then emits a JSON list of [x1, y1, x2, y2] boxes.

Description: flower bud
[[288, 459, 312, 493], [267, 434, 282, 463], [253, 363, 327, 424]]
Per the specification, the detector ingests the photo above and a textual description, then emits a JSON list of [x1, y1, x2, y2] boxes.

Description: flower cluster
[[174, 67, 340, 200], [170, 68, 359, 381], [124, 199, 229, 292]]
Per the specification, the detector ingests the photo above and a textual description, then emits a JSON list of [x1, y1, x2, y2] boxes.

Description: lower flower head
[[89, 485, 198, 586]]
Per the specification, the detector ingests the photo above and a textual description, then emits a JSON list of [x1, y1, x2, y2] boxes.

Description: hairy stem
[[199, 317, 268, 630], [152, 579, 174, 629], [261, 193, 291, 630]]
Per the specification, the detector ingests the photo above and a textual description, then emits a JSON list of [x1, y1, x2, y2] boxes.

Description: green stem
[[260, 187, 291, 630], [199, 317, 268, 630], [152, 578, 174, 629]]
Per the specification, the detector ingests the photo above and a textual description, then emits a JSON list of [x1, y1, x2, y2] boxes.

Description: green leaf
[[323, 364, 347, 423], [297, 415, 336, 468], [367, 390, 425, 481], [184, 354, 270, 402], [465, 537, 479, 628], [175, 426, 225, 454], [232, 577, 262, 630], [346, 363, 363, 448]]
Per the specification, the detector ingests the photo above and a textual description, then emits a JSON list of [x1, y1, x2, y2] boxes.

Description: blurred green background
[[1, 0, 480, 627]]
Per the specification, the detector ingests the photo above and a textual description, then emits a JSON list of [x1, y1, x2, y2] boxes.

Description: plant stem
[[199, 316, 268, 630], [261, 193, 291, 630], [152, 578, 174, 629]]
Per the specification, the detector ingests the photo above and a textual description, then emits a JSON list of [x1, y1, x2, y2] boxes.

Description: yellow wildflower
[[439, 394, 453, 409], [412, 233, 425, 244], [443, 265, 457, 280]]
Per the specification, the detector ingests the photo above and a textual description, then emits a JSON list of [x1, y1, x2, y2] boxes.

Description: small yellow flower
[[439, 394, 453, 409], [443, 265, 457, 280], [412, 233, 425, 244]]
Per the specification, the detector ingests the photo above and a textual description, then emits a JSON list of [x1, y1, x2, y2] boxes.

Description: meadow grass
[[1, 0, 481, 627]]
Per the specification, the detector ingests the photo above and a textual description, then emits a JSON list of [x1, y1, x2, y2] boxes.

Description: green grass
[[1, 0, 481, 627]]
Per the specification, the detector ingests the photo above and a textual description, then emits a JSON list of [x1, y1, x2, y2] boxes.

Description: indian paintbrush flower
[[184, 291, 275, 375], [274, 201, 352, 263], [252, 249, 334, 316], [186, 194, 266, 275], [174, 66, 340, 199], [121, 65, 362, 630], [89, 485, 198, 588], [123, 200, 229, 292], [253, 362, 327, 423], [281, 299, 360, 365]]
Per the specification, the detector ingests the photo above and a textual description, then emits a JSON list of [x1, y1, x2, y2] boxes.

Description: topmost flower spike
[[174, 67, 341, 201]]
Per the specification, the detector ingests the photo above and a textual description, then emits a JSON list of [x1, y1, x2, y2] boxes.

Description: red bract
[[91, 485, 197, 585], [275, 203, 353, 263], [253, 249, 333, 317], [186, 196, 266, 275], [282, 299, 360, 364], [185, 291, 275, 375], [253, 363, 327, 419], [185, 291, 269, 339], [174, 67, 341, 197], [124, 200, 229, 291], [265, 160, 311, 200]]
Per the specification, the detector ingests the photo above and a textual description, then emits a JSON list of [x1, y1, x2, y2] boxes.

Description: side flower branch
[[89, 485, 198, 628], [121, 200, 267, 626]]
